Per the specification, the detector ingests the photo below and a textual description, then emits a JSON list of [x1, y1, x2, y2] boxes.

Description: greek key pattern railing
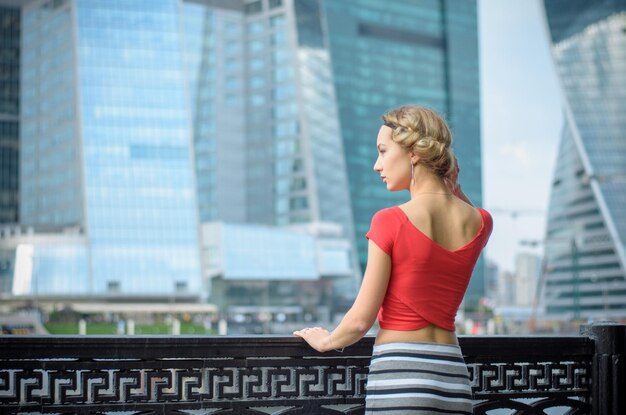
[[469, 361, 591, 414], [0, 364, 369, 411], [0, 335, 594, 414]]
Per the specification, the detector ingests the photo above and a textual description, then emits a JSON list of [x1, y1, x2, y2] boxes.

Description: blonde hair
[[382, 105, 457, 178]]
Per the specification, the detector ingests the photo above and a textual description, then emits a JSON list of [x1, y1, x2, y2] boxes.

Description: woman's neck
[[409, 169, 450, 200]]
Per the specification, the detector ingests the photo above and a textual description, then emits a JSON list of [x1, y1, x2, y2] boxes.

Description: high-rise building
[[182, 0, 363, 297], [187, 0, 484, 305], [542, 0, 626, 319], [16, 0, 202, 297], [186, 0, 356, 256], [484, 259, 499, 303], [182, 1, 246, 225], [0, 3, 19, 224], [6, 0, 483, 309], [497, 270, 516, 308], [514, 253, 541, 307]]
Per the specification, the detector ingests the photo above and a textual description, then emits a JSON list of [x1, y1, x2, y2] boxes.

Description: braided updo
[[382, 105, 457, 179]]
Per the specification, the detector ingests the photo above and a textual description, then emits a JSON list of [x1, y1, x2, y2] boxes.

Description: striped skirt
[[365, 342, 473, 414]]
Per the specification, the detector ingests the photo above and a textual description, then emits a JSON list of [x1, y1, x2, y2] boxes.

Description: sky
[[478, 0, 563, 273]]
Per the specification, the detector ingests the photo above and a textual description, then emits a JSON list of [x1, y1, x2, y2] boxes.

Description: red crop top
[[365, 206, 493, 331]]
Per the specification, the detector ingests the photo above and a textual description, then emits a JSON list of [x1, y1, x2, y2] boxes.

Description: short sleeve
[[365, 209, 397, 256], [478, 208, 494, 247]]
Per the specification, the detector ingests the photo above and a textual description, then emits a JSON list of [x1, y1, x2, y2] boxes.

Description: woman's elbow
[[347, 315, 373, 336]]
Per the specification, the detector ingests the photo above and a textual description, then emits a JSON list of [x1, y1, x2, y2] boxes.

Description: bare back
[[375, 194, 483, 346], [398, 195, 482, 252]]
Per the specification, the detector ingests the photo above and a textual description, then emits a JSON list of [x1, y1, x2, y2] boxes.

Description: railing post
[[581, 321, 626, 415]]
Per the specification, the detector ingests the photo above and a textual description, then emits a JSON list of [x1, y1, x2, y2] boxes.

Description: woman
[[294, 105, 493, 414]]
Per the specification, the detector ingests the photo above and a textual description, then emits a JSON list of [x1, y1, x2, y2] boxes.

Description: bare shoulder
[[400, 197, 478, 219], [454, 198, 483, 225], [397, 200, 430, 222], [399, 197, 483, 246], [398, 198, 471, 230]]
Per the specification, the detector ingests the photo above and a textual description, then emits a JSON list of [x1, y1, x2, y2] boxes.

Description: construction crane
[[489, 208, 545, 219]]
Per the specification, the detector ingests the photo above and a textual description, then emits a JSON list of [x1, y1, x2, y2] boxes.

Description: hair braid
[[382, 105, 457, 178]]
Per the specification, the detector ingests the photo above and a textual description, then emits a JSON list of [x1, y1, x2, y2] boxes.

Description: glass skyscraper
[[191, 0, 355, 239], [541, 0, 626, 319], [19, 0, 201, 297], [182, 2, 247, 225], [0, 4, 19, 224], [184, 0, 361, 295], [185, 0, 484, 306], [8, 0, 483, 306]]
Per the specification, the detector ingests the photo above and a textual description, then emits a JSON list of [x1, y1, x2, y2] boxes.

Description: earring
[[410, 162, 414, 186]]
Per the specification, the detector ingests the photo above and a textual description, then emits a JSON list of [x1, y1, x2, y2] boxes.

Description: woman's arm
[[293, 240, 391, 352]]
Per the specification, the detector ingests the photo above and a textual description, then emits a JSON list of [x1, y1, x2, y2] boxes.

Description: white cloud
[[497, 142, 531, 165]]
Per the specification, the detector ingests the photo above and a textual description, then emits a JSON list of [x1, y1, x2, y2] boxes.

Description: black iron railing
[[0, 322, 624, 414]]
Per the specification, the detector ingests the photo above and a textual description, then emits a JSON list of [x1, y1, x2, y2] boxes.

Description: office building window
[[245, 1, 262, 15]]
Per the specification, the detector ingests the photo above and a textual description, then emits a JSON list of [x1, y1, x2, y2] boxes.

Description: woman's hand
[[293, 327, 331, 352], [293, 240, 393, 354]]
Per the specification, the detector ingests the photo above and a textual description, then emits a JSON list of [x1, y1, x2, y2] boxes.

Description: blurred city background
[[0, 0, 624, 336]]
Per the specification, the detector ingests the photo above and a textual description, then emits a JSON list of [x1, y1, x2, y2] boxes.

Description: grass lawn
[[44, 322, 214, 335]]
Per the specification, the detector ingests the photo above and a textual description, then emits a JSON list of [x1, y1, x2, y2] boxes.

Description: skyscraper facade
[[8, 0, 483, 306], [0, 4, 19, 224], [514, 253, 541, 307], [184, 0, 361, 294], [189, 0, 356, 243], [542, 0, 626, 319], [183, 1, 247, 225], [188, 0, 484, 305], [323, 0, 485, 307], [19, 0, 201, 296]]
